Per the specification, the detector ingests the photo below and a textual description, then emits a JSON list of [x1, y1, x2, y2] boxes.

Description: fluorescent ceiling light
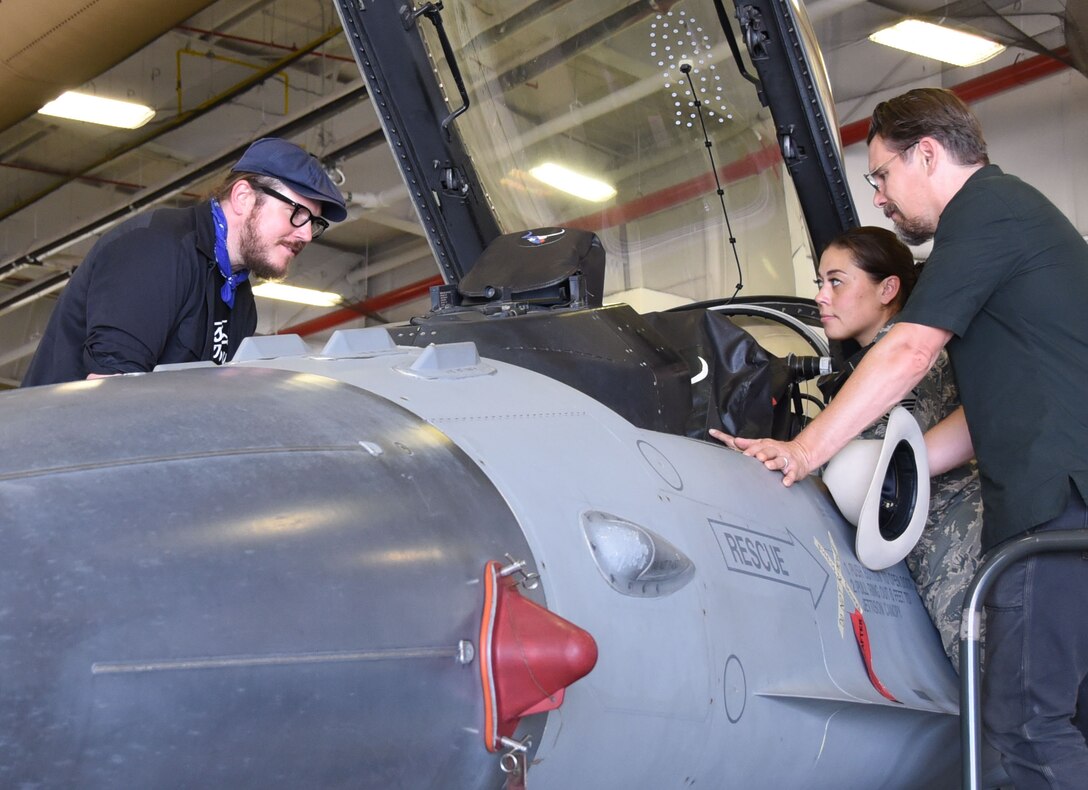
[[869, 20, 1005, 67], [529, 162, 617, 203], [38, 90, 156, 129], [251, 283, 344, 307]]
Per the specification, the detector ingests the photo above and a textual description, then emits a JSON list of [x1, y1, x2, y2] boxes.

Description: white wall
[[837, 69, 1088, 246]]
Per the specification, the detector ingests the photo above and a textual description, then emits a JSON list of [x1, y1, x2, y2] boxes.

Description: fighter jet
[[0, 0, 999, 787]]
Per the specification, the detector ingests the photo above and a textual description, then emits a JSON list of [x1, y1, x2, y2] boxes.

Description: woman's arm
[[925, 406, 975, 475]]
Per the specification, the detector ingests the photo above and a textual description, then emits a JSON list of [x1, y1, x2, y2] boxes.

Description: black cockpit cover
[[644, 308, 797, 440]]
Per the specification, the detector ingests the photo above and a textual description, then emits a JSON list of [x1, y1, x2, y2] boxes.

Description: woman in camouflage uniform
[[815, 226, 983, 669]]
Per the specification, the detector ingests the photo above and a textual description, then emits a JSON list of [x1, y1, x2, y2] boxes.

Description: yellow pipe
[[176, 47, 289, 116]]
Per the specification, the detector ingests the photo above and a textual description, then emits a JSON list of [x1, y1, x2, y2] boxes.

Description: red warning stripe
[[850, 609, 900, 704]]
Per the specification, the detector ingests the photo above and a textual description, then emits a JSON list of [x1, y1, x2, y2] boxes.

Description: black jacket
[[23, 203, 257, 386]]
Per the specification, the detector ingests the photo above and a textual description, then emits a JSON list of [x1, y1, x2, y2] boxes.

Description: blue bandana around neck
[[210, 199, 248, 309]]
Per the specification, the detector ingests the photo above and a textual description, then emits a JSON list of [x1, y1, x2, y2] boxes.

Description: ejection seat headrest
[[822, 406, 930, 571], [458, 227, 605, 306]]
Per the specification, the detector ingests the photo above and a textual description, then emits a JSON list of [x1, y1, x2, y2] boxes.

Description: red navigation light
[[478, 560, 598, 752]]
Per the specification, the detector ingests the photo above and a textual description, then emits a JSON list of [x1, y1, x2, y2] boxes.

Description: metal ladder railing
[[959, 528, 1088, 789]]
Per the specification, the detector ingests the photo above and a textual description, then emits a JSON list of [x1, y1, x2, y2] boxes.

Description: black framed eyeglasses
[[863, 141, 918, 191], [253, 184, 330, 239]]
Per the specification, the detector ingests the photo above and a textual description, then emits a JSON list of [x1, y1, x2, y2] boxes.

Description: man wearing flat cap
[[22, 138, 347, 386]]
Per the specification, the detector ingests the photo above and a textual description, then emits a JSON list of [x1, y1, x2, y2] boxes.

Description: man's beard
[[237, 208, 303, 280], [885, 203, 935, 247]]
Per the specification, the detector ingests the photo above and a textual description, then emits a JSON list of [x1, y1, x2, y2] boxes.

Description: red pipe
[[839, 48, 1071, 147], [280, 274, 441, 337], [0, 161, 206, 201], [953, 47, 1070, 103], [0, 161, 145, 191]]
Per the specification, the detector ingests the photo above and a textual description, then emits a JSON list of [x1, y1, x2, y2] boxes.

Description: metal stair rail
[[959, 528, 1088, 789]]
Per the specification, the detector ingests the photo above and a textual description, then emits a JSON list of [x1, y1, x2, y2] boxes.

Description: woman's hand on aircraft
[[708, 430, 811, 487]]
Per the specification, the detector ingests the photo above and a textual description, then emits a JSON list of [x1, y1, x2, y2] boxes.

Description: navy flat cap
[[232, 138, 348, 222]]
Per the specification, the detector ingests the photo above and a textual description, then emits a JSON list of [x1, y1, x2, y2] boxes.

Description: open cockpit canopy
[[334, 0, 857, 311]]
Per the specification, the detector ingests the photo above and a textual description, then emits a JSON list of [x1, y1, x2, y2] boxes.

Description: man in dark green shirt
[[896, 164, 1087, 552], [713, 88, 1088, 788]]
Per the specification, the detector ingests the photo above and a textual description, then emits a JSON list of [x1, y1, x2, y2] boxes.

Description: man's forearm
[[793, 325, 943, 469]]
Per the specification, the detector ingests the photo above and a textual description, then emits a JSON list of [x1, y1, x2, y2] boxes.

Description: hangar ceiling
[[0, 0, 1080, 387]]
